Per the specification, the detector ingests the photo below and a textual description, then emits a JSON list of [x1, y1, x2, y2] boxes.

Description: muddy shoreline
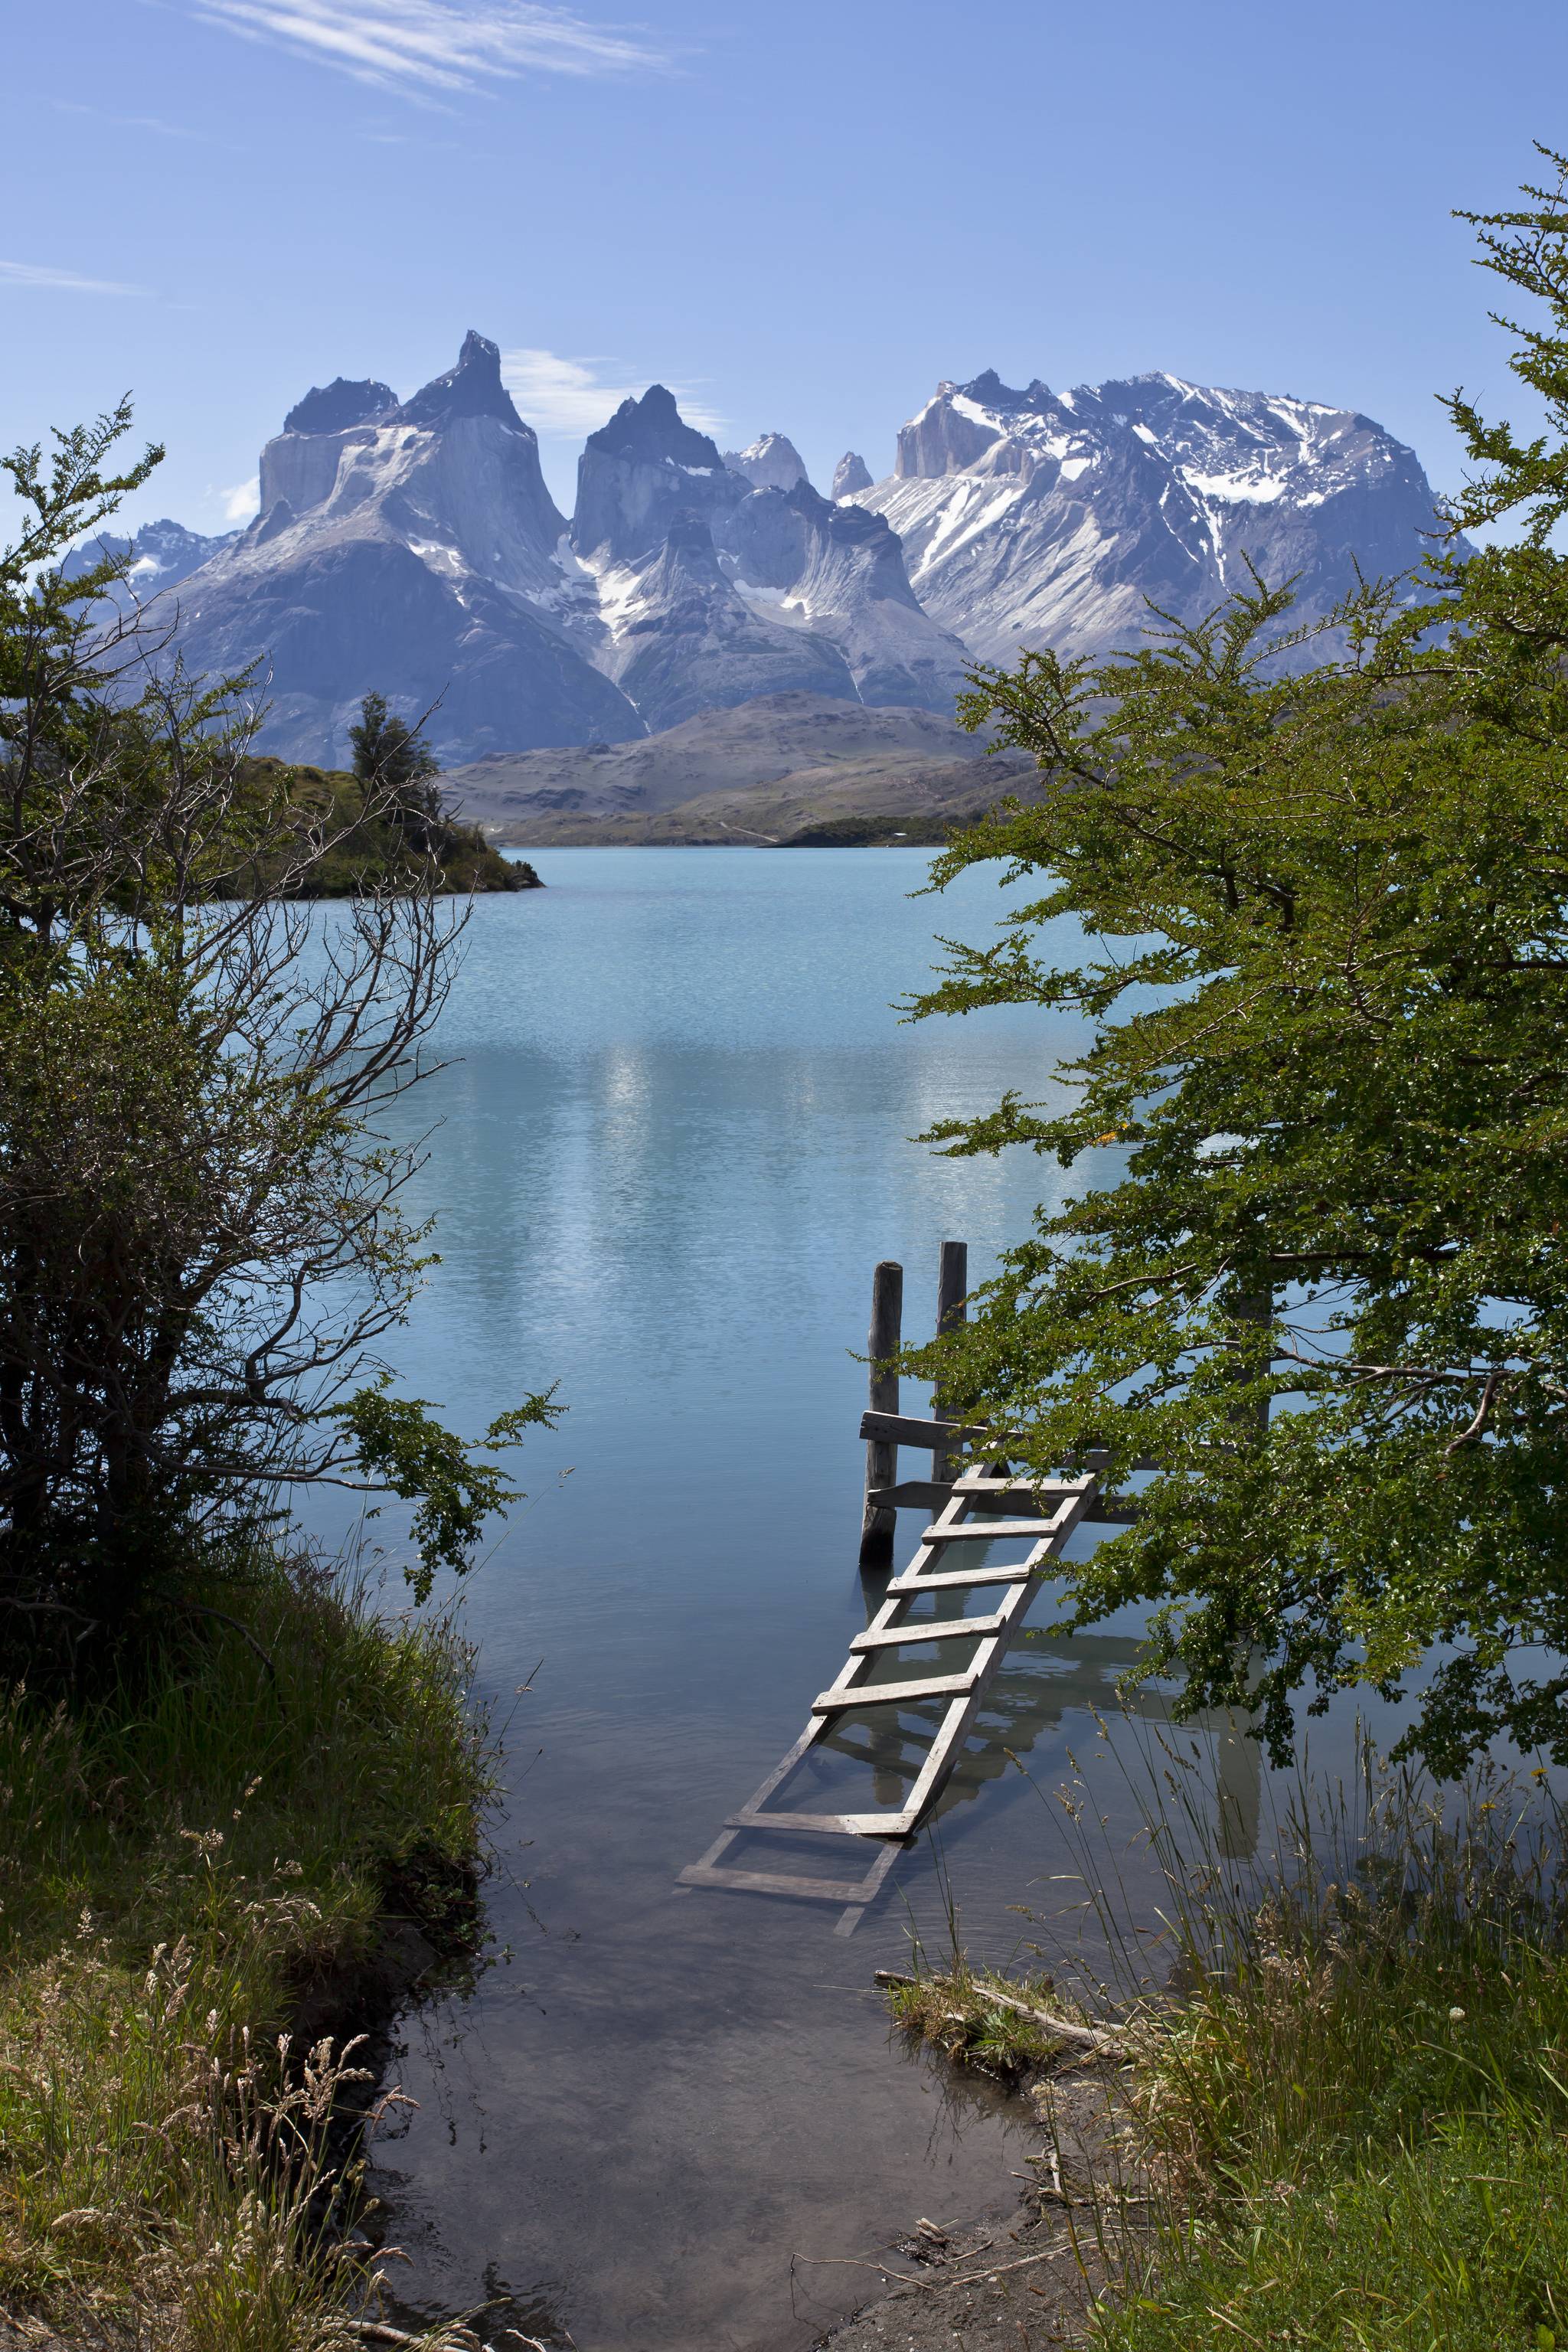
[[814, 2044, 1136, 2352]]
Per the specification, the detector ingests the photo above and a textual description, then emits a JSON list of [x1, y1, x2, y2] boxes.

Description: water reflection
[[286, 854, 1385, 2349]]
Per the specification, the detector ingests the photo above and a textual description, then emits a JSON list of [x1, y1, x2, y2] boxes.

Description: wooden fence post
[[932, 1240, 969, 1485], [858, 1260, 904, 1569]]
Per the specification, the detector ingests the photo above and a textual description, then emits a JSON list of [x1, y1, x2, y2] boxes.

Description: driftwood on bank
[[874, 1968, 1131, 2057]]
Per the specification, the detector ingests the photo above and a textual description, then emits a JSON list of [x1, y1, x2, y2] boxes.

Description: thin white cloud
[[54, 98, 222, 142], [501, 348, 724, 439], [0, 260, 147, 296], [187, 0, 666, 96], [221, 476, 261, 523]]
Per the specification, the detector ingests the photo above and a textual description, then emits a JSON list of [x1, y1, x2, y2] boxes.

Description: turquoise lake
[[299, 848, 1390, 2350]]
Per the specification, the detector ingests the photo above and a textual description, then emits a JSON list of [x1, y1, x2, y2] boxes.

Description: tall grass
[[1094, 1756, 1568, 2351], [887, 1740, 1568, 2349], [0, 1547, 497, 2348]]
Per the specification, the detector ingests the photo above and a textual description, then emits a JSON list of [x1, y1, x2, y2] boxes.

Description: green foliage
[[348, 688, 443, 856], [907, 156, 1568, 1775], [237, 755, 534, 897], [349, 688, 438, 791], [0, 403, 548, 1630], [341, 1380, 562, 1601]]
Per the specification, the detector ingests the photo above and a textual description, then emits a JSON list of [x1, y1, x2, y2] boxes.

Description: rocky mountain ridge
[[847, 368, 1447, 665], [98, 339, 1451, 769]]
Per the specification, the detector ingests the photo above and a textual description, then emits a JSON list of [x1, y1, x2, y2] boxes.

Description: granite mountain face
[[844, 369, 1446, 666], [162, 332, 640, 766], [723, 432, 811, 492], [111, 338, 1452, 767], [564, 386, 972, 728]]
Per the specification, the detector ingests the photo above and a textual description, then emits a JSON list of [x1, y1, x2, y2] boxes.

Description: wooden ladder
[[678, 1435, 1104, 1934]]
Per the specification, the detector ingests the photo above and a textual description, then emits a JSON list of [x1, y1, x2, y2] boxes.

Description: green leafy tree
[[907, 152, 1568, 1777], [348, 690, 443, 851], [0, 404, 555, 1639]]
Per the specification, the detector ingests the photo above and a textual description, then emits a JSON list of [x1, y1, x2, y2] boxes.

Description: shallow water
[[293, 849, 1395, 2350]]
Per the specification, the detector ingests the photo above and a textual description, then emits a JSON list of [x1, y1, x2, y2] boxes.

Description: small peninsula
[[245, 756, 540, 893]]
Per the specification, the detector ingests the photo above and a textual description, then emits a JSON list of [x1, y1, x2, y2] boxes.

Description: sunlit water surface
[[292, 849, 1419, 2351]]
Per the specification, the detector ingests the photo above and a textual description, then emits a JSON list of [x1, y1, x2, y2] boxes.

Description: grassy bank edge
[[881, 1774, 1568, 2350], [1, 1550, 498, 2350]]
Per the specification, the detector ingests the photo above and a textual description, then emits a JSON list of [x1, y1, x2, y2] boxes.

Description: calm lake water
[[296, 849, 1393, 2350]]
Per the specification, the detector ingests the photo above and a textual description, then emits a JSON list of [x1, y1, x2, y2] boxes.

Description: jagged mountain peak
[[858, 364, 1446, 670], [832, 452, 873, 500], [586, 384, 725, 472], [395, 329, 528, 433], [724, 432, 809, 492], [283, 377, 398, 436]]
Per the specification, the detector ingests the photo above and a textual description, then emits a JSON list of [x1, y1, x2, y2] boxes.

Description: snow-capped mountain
[[848, 370, 1446, 665], [568, 387, 969, 727], [96, 340, 1452, 769], [62, 516, 239, 602], [160, 334, 642, 766]]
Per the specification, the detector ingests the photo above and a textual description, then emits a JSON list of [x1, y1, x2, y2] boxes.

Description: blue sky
[[5, 0, 1566, 532]]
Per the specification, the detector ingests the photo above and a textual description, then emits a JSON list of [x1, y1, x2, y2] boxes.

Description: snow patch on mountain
[[851, 368, 1446, 665]]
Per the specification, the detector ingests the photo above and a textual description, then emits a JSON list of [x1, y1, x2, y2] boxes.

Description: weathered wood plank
[[850, 1615, 1002, 1649], [726, 1807, 912, 1835], [870, 1480, 1134, 1517], [813, 1667, 980, 1712], [920, 1516, 1072, 1543], [887, 1562, 1043, 1592], [678, 1861, 882, 1902], [933, 1240, 968, 1483], [860, 1410, 994, 1451], [858, 1412, 1161, 1476]]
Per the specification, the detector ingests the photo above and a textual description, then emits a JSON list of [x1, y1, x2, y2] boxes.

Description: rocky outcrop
[[568, 386, 965, 714], [716, 481, 971, 710], [833, 452, 874, 500], [724, 432, 810, 492], [572, 384, 746, 564], [283, 378, 397, 436], [848, 369, 1451, 665], [583, 511, 856, 732], [571, 390, 861, 724]]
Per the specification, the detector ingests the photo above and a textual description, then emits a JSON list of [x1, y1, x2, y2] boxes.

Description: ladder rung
[[725, 1808, 911, 1835], [851, 1614, 1004, 1649], [887, 1563, 1040, 1592], [813, 1670, 975, 1712], [921, 1517, 1061, 1543], [678, 1862, 877, 1902], [958, 1478, 1093, 1499]]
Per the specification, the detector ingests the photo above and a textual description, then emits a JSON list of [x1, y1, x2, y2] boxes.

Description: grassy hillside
[[478, 747, 1040, 846], [247, 757, 539, 893], [441, 692, 991, 832], [0, 1552, 495, 2347]]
